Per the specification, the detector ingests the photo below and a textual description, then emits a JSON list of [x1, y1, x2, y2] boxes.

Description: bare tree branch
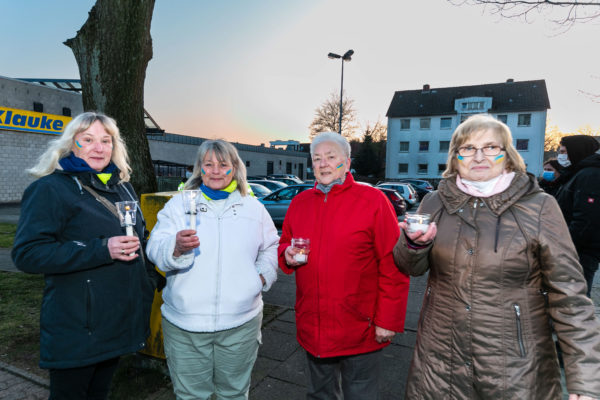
[[449, 0, 600, 29], [308, 92, 360, 140]]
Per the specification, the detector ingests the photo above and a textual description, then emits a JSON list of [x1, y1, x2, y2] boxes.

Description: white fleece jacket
[[146, 190, 279, 332]]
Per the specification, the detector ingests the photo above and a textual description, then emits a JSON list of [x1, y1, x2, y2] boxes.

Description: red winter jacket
[[278, 174, 410, 358]]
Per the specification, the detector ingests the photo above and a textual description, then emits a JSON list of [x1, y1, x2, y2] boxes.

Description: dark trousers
[[579, 251, 600, 298], [305, 349, 381, 400], [49, 357, 120, 400]]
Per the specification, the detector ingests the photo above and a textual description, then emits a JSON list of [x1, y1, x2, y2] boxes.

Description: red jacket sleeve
[[373, 194, 410, 332]]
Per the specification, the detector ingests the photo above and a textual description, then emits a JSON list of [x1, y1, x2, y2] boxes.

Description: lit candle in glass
[[406, 213, 431, 234]]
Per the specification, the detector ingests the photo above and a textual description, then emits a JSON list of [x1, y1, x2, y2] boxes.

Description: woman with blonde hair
[[147, 139, 279, 400], [12, 111, 161, 400], [393, 114, 600, 399]]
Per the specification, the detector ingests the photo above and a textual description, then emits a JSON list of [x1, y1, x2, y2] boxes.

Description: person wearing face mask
[[555, 135, 600, 298], [393, 115, 600, 400], [146, 139, 279, 399], [539, 158, 564, 197]]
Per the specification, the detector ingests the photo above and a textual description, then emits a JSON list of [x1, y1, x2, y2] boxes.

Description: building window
[[420, 118, 431, 130], [33, 102, 43, 112], [419, 141, 429, 152], [518, 114, 531, 126], [286, 162, 292, 174], [400, 119, 410, 130], [418, 164, 428, 174], [460, 115, 469, 123], [439, 141, 450, 152], [245, 161, 250, 167], [516, 139, 529, 151], [497, 114, 507, 123], [399, 141, 409, 152], [62, 107, 71, 117], [438, 164, 446, 174], [440, 117, 452, 129], [398, 163, 408, 174], [462, 101, 484, 111]]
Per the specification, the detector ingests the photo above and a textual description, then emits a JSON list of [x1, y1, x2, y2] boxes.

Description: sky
[[2, 0, 600, 146]]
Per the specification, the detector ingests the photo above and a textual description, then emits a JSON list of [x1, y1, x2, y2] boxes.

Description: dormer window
[[462, 101, 484, 111]]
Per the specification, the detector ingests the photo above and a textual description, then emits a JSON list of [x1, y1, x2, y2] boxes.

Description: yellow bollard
[[139, 191, 178, 359]]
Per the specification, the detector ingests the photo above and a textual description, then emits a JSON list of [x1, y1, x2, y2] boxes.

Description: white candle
[[408, 222, 429, 233], [190, 197, 196, 229], [294, 253, 307, 263], [125, 212, 134, 236]]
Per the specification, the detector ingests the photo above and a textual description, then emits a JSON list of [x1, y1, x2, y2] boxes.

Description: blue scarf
[[59, 152, 116, 174], [200, 182, 234, 200]]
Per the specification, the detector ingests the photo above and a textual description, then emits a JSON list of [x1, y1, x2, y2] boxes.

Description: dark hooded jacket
[[556, 152, 600, 258], [12, 169, 158, 369], [393, 172, 600, 399]]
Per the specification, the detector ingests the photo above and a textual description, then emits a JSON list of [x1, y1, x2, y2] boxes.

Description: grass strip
[[0, 223, 16, 248]]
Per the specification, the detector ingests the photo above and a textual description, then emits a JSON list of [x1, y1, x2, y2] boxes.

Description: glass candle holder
[[291, 238, 311, 263], [115, 201, 138, 236], [181, 190, 201, 229], [406, 213, 431, 234]]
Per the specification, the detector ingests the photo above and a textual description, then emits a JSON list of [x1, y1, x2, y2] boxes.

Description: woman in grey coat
[[393, 115, 600, 400]]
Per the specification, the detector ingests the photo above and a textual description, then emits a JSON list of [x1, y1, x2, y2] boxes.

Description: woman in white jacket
[[147, 139, 279, 400]]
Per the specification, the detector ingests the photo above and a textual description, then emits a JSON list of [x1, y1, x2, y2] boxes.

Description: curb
[[0, 360, 49, 388]]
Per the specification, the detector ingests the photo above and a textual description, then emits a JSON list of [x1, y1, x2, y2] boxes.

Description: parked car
[[377, 187, 406, 217], [248, 179, 287, 192], [376, 183, 419, 209], [396, 179, 434, 199], [259, 184, 313, 225], [267, 174, 302, 181], [268, 177, 304, 185], [249, 182, 272, 198]]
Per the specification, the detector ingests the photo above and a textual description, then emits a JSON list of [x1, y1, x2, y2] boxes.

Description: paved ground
[[1, 203, 598, 399]]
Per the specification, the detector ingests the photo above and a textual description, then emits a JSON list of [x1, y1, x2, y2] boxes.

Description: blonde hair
[[442, 114, 526, 178], [185, 139, 249, 196], [28, 111, 132, 181]]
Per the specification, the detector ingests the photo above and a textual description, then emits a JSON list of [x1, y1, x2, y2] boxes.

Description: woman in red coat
[[278, 131, 410, 399]]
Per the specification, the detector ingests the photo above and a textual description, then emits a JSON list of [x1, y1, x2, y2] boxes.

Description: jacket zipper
[[214, 216, 222, 330], [317, 191, 329, 356], [513, 304, 526, 357], [85, 279, 93, 335]]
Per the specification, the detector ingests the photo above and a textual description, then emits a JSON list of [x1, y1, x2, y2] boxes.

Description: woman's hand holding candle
[[107, 236, 140, 261], [399, 220, 437, 245], [174, 229, 200, 257]]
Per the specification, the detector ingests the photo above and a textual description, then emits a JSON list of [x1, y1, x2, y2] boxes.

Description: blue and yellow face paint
[[201, 168, 206, 175], [494, 154, 505, 164], [336, 163, 344, 169], [225, 169, 232, 175], [457, 154, 464, 163], [75, 140, 83, 149]]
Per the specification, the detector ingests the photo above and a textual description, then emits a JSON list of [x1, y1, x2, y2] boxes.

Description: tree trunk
[[64, 0, 157, 195]]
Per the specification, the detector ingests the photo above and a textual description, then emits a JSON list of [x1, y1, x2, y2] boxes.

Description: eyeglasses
[[457, 145, 505, 157]]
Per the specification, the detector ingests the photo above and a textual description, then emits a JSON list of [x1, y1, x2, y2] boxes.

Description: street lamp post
[[328, 49, 354, 134]]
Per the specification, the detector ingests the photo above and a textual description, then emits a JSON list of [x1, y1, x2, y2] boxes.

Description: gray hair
[[310, 132, 351, 158], [185, 139, 249, 196]]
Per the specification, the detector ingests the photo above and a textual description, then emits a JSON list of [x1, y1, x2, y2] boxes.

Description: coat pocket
[[513, 303, 527, 358], [85, 279, 95, 333]]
